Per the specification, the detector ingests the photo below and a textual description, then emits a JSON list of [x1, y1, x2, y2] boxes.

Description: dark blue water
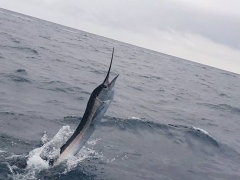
[[0, 8, 240, 180]]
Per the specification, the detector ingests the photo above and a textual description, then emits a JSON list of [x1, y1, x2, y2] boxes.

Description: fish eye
[[103, 84, 107, 88]]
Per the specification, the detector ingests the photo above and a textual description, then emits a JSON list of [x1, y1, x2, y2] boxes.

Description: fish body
[[52, 48, 118, 165]]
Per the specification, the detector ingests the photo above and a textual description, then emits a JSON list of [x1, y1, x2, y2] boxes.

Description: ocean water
[[0, 8, 240, 180]]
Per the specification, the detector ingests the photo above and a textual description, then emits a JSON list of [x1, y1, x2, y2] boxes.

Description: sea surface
[[0, 8, 240, 180]]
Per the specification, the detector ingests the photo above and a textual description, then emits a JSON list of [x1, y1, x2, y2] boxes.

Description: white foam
[[61, 28, 78, 34], [5, 154, 23, 160], [0, 149, 6, 153], [129, 117, 141, 120], [63, 146, 102, 174], [87, 138, 101, 146], [192, 126, 209, 135], [41, 131, 49, 144]]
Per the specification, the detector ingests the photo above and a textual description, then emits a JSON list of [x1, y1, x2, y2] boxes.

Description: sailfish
[[49, 48, 118, 165]]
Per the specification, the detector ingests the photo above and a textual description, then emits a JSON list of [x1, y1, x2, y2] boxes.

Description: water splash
[[87, 138, 101, 146], [10, 126, 101, 180]]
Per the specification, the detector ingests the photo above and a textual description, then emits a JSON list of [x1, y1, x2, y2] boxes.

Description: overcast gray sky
[[1, 0, 240, 74]]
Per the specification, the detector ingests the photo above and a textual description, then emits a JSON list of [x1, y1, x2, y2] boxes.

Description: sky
[[1, 0, 240, 74]]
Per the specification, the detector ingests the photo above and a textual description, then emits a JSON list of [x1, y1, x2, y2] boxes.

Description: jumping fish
[[50, 48, 118, 165]]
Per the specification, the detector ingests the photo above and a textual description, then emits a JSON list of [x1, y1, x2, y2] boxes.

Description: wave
[[221, 72, 237, 78], [15, 69, 27, 74], [1, 69, 30, 83], [61, 116, 219, 146], [62, 115, 220, 149], [2, 116, 239, 179], [60, 28, 78, 34], [49, 116, 233, 158], [10, 13, 34, 22], [0, 45, 39, 55], [139, 74, 162, 80], [219, 93, 229, 98], [39, 35, 51, 40], [0, 31, 20, 44], [40, 80, 84, 94], [198, 103, 240, 114], [101, 117, 240, 157], [5, 74, 31, 83]]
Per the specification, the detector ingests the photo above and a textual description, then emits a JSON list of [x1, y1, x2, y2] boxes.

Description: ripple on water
[[7, 74, 31, 83], [0, 45, 39, 55]]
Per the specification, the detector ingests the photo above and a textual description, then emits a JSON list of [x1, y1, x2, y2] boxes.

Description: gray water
[[0, 8, 240, 180]]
